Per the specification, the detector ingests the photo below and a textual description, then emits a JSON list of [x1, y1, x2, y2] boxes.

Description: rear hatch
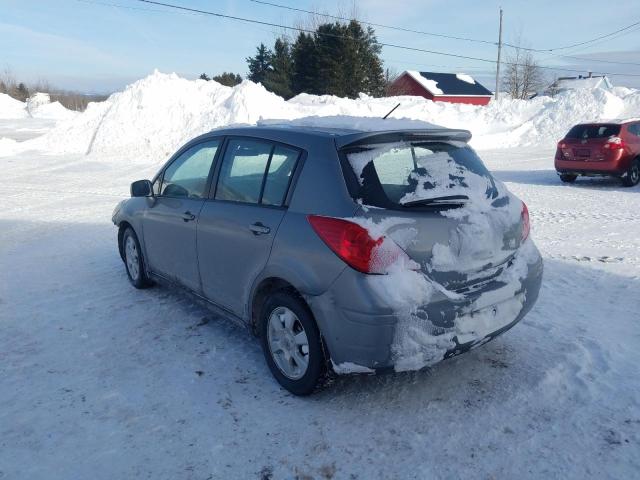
[[340, 132, 524, 293], [559, 123, 621, 161]]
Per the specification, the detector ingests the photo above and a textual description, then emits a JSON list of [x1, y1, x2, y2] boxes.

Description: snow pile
[[0, 92, 76, 121], [27, 93, 77, 120], [0, 93, 28, 119], [26, 71, 293, 162], [15, 70, 640, 162], [27, 92, 51, 110]]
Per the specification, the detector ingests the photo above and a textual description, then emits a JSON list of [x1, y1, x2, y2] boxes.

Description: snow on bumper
[[310, 240, 543, 374], [391, 240, 543, 372]]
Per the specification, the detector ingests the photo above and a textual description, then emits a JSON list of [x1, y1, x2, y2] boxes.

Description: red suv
[[555, 120, 640, 187]]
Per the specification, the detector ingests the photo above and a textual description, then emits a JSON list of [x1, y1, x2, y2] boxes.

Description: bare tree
[[502, 37, 545, 99], [383, 67, 400, 96]]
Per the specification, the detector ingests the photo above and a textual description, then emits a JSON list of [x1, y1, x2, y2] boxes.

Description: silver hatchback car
[[113, 124, 543, 395]]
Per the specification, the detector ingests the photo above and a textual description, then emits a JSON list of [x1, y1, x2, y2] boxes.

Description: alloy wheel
[[267, 306, 310, 380], [125, 235, 140, 281]]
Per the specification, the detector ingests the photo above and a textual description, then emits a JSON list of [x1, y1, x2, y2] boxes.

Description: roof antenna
[[383, 103, 400, 119]]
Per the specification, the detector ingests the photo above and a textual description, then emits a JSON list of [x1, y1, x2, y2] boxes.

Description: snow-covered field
[[1, 78, 639, 479]]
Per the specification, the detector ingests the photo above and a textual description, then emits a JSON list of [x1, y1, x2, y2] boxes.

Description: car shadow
[[494, 169, 638, 192], [4, 218, 639, 478]]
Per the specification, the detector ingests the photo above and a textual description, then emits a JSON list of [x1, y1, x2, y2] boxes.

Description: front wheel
[[122, 227, 152, 289], [622, 159, 640, 187], [260, 292, 325, 395], [559, 174, 577, 183]]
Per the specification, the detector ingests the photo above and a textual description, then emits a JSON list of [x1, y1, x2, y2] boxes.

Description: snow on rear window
[[346, 141, 497, 208]]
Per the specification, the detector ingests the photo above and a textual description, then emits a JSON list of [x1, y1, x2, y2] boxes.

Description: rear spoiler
[[335, 129, 472, 150]]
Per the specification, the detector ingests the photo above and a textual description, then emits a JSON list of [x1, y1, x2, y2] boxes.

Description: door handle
[[249, 222, 271, 235], [182, 211, 196, 222]]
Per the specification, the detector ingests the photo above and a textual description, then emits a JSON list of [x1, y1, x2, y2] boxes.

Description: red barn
[[389, 71, 493, 106]]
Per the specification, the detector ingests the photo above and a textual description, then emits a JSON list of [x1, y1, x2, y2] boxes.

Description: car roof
[[208, 123, 472, 149], [575, 118, 640, 126], [212, 124, 360, 137]]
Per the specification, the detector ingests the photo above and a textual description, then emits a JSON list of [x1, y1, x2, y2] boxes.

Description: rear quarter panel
[[255, 137, 358, 298]]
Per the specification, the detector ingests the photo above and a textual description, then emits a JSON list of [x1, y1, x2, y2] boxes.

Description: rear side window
[[627, 123, 640, 137], [566, 124, 620, 139], [215, 138, 300, 206], [344, 141, 497, 209], [262, 145, 300, 206], [161, 140, 219, 198]]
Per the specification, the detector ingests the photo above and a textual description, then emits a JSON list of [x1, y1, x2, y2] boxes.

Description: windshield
[[566, 124, 620, 139], [344, 141, 498, 209]]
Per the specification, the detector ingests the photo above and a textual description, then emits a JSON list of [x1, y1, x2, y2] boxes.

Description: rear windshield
[[344, 141, 498, 209], [566, 124, 620, 139]]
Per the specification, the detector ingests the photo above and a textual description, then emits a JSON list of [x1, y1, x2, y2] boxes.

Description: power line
[[79, 0, 640, 77], [77, 0, 640, 69], [131, 0, 640, 77], [546, 20, 640, 51], [249, 0, 499, 48], [249, 0, 640, 55], [560, 54, 640, 67]]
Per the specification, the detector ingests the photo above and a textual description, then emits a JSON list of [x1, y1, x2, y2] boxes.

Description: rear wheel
[[559, 174, 577, 183], [260, 291, 325, 395], [622, 159, 640, 187], [122, 227, 152, 289]]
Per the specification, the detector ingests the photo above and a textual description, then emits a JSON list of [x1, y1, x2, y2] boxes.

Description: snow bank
[[0, 93, 28, 119], [27, 93, 77, 120], [17, 70, 640, 162], [0, 92, 76, 121]]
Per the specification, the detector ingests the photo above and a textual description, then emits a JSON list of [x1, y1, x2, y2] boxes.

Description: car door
[[626, 123, 640, 155], [143, 139, 220, 292], [197, 137, 301, 317]]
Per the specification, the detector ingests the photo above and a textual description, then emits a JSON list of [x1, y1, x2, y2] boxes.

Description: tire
[[259, 291, 325, 395], [122, 227, 152, 289], [622, 159, 640, 187], [559, 174, 577, 183]]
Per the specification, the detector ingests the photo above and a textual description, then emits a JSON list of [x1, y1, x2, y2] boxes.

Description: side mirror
[[131, 179, 153, 197]]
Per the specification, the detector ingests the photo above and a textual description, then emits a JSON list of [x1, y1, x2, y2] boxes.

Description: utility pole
[[495, 7, 503, 101]]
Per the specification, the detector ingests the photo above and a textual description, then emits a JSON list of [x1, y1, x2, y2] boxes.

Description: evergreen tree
[[199, 73, 210, 81], [15, 82, 29, 102], [212, 72, 243, 87], [246, 43, 272, 84], [314, 23, 348, 97], [263, 38, 293, 99], [345, 21, 385, 98], [248, 19, 386, 98], [291, 33, 318, 95]]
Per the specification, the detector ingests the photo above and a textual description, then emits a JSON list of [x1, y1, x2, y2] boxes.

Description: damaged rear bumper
[[308, 242, 544, 373]]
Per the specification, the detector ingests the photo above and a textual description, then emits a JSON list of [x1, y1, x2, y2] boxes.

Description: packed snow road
[[1, 136, 639, 478]]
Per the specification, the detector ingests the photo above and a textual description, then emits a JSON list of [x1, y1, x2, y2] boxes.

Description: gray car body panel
[[113, 124, 543, 373]]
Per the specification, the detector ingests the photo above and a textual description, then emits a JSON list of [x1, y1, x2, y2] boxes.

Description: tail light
[[604, 136, 624, 150], [521, 203, 530, 242], [556, 140, 570, 159], [307, 215, 414, 274]]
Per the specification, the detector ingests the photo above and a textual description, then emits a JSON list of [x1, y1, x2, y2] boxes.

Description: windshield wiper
[[401, 195, 469, 207]]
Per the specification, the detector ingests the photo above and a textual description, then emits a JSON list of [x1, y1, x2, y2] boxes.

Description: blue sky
[[1, 0, 639, 93]]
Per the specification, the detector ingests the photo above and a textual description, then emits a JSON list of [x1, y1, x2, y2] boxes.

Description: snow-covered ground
[[1, 78, 639, 479]]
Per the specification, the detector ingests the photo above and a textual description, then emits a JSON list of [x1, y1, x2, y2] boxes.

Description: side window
[[262, 145, 300, 206], [152, 176, 162, 195], [215, 139, 273, 204], [161, 140, 219, 198], [629, 123, 640, 137]]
